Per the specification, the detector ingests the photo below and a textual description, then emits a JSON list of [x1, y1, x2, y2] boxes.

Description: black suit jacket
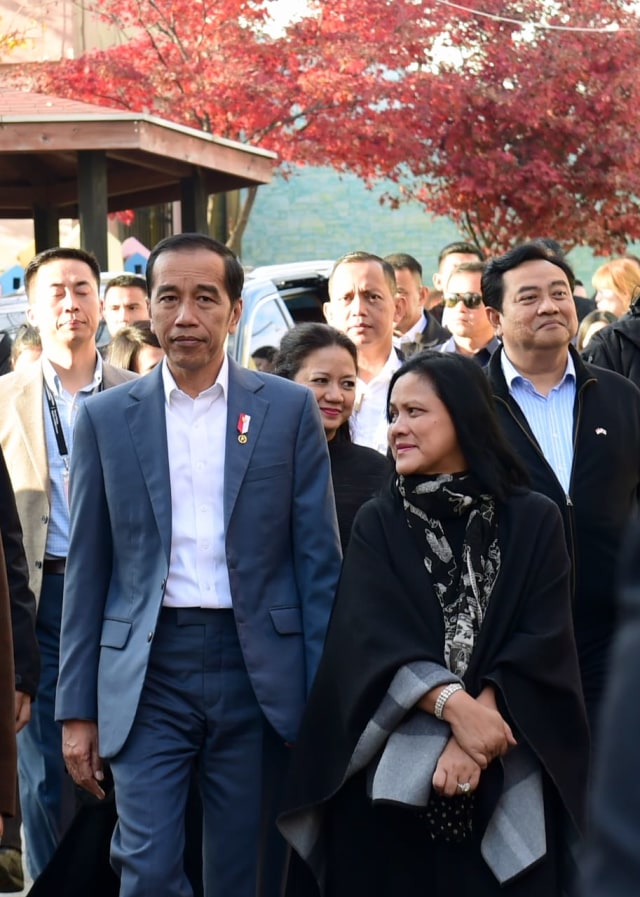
[[0, 444, 39, 697]]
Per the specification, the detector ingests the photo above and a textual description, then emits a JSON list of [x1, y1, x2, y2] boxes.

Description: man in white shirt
[[56, 233, 341, 897], [101, 274, 149, 339], [384, 252, 448, 356], [324, 251, 404, 453]]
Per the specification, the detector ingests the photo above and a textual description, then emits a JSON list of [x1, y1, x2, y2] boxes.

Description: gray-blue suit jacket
[[55, 358, 342, 757]]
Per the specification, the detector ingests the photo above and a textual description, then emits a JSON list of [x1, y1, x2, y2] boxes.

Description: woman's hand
[[432, 736, 482, 797], [441, 689, 516, 769]]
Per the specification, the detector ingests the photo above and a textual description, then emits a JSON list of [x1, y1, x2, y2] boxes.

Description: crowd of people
[[0, 234, 639, 897]]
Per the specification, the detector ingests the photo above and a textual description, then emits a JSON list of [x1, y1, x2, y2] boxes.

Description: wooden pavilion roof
[[0, 91, 276, 218]]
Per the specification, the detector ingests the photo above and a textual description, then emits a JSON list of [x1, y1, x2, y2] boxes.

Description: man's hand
[[15, 691, 31, 733], [62, 719, 105, 799]]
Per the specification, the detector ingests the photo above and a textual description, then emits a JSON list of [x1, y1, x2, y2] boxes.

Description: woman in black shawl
[[279, 351, 589, 897]]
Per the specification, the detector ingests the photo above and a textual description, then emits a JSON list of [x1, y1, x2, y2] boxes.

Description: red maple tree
[[384, 0, 640, 255], [13, 0, 640, 254]]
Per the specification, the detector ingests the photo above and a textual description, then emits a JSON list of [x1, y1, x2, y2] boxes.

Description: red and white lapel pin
[[237, 413, 251, 444]]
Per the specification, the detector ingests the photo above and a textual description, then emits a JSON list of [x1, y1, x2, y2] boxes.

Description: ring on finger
[[457, 781, 471, 793]]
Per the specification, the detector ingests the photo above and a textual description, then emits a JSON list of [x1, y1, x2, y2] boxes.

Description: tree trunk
[[225, 186, 259, 258], [208, 193, 228, 243]]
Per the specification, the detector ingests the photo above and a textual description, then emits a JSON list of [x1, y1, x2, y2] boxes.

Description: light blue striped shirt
[[501, 351, 576, 493], [42, 354, 103, 557]]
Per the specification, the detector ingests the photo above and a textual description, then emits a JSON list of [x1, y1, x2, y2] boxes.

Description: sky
[[265, 0, 310, 33]]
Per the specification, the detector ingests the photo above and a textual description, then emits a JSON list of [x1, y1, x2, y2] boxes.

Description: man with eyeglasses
[[439, 261, 499, 366]]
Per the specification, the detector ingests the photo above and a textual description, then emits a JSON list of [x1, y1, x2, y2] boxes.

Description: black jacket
[[0, 331, 12, 376], [399, 310, 449, 357], [582, 518, 640, 897], [487, 345, 640, 725], [0, 445, 39, 698], [328, 439, 391, 553], [575, 295, 597, 323], [582, 301, 640, 390]]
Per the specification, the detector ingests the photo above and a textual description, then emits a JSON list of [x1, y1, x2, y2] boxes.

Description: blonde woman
[[592, 258, 640, 318]]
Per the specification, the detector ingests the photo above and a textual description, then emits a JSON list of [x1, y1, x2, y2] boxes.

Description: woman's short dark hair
[[273, 323, 358, 441], [274, 323, 357, 379], [387, 351, 529, 500], [251, 345, 278, 363]]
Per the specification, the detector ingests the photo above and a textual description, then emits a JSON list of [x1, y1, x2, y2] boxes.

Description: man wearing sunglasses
[[439, 261, 499, 366]]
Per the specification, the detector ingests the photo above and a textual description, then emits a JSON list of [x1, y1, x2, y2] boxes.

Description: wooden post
[[77, 150, 109, 269], [180, 168, 208, 234], [33, 205, 60, 253]]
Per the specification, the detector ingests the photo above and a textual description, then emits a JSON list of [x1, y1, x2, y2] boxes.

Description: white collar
[[501, 349, 575, 389], [161, 353, 229, 404], [41, 352, 103, 396]]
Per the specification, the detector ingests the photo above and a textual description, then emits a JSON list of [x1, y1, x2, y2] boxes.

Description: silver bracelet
[[434, 682, 464, 720]]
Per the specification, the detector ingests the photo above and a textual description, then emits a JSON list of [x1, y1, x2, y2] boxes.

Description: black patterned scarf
[[398, 472, 500, 677]]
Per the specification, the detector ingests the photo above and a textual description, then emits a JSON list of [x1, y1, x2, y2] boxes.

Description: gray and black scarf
[[398, 472, 500, 677]]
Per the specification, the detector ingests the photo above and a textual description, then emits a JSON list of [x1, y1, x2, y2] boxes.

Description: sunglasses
[[443, 291, 484, 309]]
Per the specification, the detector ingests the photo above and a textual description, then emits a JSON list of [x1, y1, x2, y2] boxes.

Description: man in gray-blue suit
[[55, 234, 342, 897]]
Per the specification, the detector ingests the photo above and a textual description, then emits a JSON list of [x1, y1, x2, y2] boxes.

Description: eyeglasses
[[443, 291, 484, 309]]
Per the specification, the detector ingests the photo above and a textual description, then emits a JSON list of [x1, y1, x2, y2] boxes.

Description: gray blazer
[[55, 359, 342, 755]]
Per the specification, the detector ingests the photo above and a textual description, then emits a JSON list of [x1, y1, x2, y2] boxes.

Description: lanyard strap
[[43, 377, 104, 461], [44, 381, 69, 460]]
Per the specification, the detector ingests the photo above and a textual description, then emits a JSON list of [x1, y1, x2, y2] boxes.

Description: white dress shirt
[[393, 313, 426, 349], [162, 356, 233, 608], [351, 348, 403, 455]]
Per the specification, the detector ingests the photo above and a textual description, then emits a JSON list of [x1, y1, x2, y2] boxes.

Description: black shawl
[[280, 484, 589, 887]]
